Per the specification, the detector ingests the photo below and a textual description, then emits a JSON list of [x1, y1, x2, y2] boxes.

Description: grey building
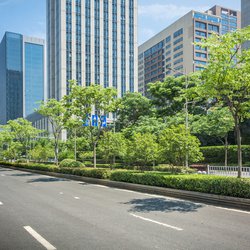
[[241, 0, 250, 48], [138, 6, 241, 96], [47, 0, 138, 100], [0, 32, 45, 124]]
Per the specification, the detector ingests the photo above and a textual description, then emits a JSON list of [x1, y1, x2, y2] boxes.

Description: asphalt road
[[0, 167, 250, 250]]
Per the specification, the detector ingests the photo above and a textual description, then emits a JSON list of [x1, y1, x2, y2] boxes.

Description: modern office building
[[207, 5, 241, 34], [138, 6, 240, 96], [0, 32, 45, 124], [47, 0, 138, 100], [241, 0, 250, 49]]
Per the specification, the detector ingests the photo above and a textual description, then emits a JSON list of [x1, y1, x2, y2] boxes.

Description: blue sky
[[0, 0, 241, 45]]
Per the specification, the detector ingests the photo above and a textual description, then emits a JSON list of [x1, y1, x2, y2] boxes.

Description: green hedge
[[110, 171, 250, 199], [2, 161, 250, 198], [200, 145, 250, 164], [153, 165, 196, 174], [0, 162, 110, 179]]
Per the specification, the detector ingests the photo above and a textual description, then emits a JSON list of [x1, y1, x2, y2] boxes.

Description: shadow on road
[[124, 198, 203, 213], [11, 173, 38, 177], [27, 177, 69, 183], [0, 168, 12, 172]]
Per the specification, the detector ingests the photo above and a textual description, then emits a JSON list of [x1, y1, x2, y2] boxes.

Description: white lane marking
[[215, 206, 250, 215], [59, 192, 64, 195], [1, 174, 5, 176], [92, 184, 109, 188], [0, 201, 3, 205], [114, 188, 137, 193], [24, 226, 56, 250], [130, 213, 183, 231], [74, 196, 80, 200]]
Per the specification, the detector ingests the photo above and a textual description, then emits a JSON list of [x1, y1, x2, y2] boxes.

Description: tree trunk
[[235, 121, 242, 178], [74, 128, 77, 161], [224, 135, 228, 167], [93, 143, 97, 168], [54, 138, 59, 166]]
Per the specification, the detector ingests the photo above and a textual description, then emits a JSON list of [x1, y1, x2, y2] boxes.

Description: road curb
[[1, 165, 250, 211]]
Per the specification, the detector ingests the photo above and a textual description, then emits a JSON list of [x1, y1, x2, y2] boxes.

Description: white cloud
[[138, 3, 210, 21]]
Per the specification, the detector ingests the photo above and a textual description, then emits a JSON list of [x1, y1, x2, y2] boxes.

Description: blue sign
[[82, 115, 90, 127], [92, 115, 98, 127], [101, 115, 107, 128]]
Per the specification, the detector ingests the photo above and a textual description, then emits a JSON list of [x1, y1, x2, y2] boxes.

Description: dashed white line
[[24, 226, 56, 250], [130, 213, 183, 231], [59, 192, 64, 195], [114, 188, 137, 193], [92, 184, 109, 188], [1, 174, 5, 176], [74, 196, 80, 200], [215, 206, 250, 215], [0, 201, 3, 205]]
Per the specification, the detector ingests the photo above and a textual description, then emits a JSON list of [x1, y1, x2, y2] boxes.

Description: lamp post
[[167, 67, 189, 167]]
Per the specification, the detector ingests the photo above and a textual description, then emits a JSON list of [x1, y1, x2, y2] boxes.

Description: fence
[[208, 166, 250, 178]]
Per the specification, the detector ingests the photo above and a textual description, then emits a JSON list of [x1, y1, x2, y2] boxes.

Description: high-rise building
[[138, 6, 240, 96], [241, 0, 250, 49], [47, 0, 138, 100], [207, 5, 241, 34], [0, 32, 45, 124]]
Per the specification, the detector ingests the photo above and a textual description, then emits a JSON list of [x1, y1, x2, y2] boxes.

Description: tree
[[64, 83, 118, 168], [30, 144, 54, 162], [148, 73, 205, 118], [197, 27, 250, 177], [148, 76, 184, 117], [37, 99, 66, 165], [116, 92, 153, 130], [0, 118, 40, 161], [125, 133, 159, 169], [122, 116, 166, 138], [98, 132, 127, 166], [192, 107, 234, 166], [159, 125, 203, 166]]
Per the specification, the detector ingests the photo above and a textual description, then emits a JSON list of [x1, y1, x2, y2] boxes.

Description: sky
[[0, 0, 241, 45]]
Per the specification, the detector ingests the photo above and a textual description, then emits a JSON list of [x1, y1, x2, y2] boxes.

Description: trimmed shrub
[[153, 165, 196, 174], [59, 159, 84, 168], [110, 171, 250, 199], [200, 145, 250, 164]]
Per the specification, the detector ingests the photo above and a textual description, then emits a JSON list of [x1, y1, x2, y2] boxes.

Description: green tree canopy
[[116, 92, 153, 130], [197, 26, 250, 177]]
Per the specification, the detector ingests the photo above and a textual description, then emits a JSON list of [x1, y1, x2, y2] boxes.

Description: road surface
[[0, 167, 250, 250]]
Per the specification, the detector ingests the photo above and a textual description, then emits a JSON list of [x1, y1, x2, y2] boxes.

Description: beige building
[[47, 0, 138, 100], [138, 6, 240, 96], [241, 0, 250, 49]]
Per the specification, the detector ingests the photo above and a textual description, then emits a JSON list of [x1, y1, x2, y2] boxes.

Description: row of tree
[[0, 27, 250, 177]]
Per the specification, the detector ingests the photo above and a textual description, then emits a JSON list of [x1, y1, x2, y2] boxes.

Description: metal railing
[[208, 166, 250, 178]]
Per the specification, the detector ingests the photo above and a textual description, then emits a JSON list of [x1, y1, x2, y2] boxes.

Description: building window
[[173, 28, 183, 38], [195, 21, 207, 30]]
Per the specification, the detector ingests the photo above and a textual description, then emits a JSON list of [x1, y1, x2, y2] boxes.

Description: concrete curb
[[2, 165, 250, 211]]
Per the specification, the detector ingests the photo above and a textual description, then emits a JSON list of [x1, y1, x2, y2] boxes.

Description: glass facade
[[112, 0, 118, 89], [85, 0, 91, 86], [121, 0, 126, 96], [76, 0, 82, 85], [0, 32, 44, 124], [5, 33, 23, 123], [66, 0, 72, 94], [25, 42, 44, 116], [94, 0, 100, 85], [103, 0, 109, 88]]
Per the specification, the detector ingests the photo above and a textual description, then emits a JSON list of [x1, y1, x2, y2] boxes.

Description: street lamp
[[167, 67, 189, 167]]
